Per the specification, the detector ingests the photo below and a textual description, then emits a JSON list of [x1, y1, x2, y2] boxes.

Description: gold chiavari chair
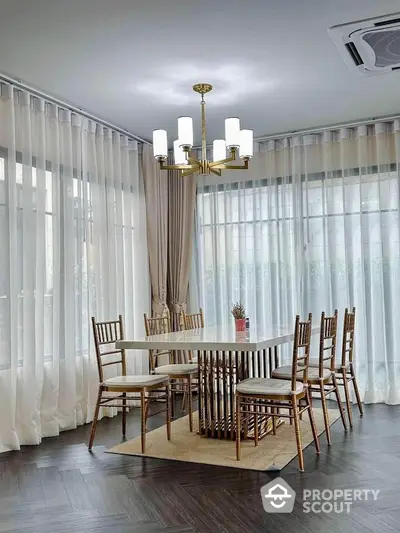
[[179, 308, 204, 409], [235, 314, 320, 472], [144, 313, 198, 431], [308, 307, 363, 427], [272, 310, 348, 444], [337, 307, 363, 427], [144, 313, 173, 370], [89, 316, 171, 453], [182, 308, 204, 330], [179, 308, 204, 363]]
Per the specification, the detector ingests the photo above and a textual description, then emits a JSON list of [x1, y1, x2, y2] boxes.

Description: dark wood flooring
[[0, 401, 399, 532]]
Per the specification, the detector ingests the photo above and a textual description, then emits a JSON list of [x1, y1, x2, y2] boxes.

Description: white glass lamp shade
[[213, 139, 226, 162], [178, 117, 193, 148], [225, 118, 240, 149], [173, 140, 188, 165], [239, 129, 254, 159], [153, 129, 168, 160]]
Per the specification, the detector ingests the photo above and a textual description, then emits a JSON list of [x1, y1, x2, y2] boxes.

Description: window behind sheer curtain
[[0, 84, 149, 451], [196, 181, 297, 330], [196, 157, 400, 403]]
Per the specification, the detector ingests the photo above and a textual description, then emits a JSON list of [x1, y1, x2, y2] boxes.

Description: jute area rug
[[107, 408, 340, 471]]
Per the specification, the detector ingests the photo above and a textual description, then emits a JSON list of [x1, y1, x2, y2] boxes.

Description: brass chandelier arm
[[184, 151, 202, 167], [208, 148, 237, 169], [220, 159, 249, 171], [159, 161, 200, 171], [182, 168, 197, 177], [210, 168, 222, 176]]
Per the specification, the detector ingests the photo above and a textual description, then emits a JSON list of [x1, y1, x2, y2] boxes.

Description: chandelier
[[152, 83, 253, 177]]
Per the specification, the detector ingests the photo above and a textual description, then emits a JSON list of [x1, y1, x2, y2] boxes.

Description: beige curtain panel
[[142, 144, 169, 315], [167, 167, 197, 330], [263, 123, 400, 178]]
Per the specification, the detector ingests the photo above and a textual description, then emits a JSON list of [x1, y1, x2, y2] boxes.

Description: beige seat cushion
[[154, 364, 198, 376], [308, 358, 349, 372], [104, 375, 169, 388], [272, 365, 332, 381], [236, 378, 305, 396]]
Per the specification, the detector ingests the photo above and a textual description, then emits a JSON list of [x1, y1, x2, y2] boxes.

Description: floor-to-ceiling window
[[0, 84, 149, 451], [195, 125, 400, 404]]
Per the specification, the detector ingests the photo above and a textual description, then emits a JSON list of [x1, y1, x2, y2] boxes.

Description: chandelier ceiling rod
[[152, 83, 253, 177]]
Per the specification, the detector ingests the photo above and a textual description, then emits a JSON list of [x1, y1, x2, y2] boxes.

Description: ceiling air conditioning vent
[[329, 12, 400, 75]]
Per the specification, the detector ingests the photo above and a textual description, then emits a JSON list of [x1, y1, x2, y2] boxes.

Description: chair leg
[[181, 390, 188, 412], [254, 402, 259, 447], [319, 382, 331, 445], [122, 392, 127, 437], [292, 397, 304, 472], [144, 398, 149, 422], [332, 374, 348, 432], [171, 381, 176, 419], [350, 364, 363, 417], [88, 386, 102, 451], [236, 394, 241, 461], [140, 390, 146, 454], [341, 368, 354, 428], [243, 398, 249, 440], [306, 389, 320, 455], [271, 404, 277, 435], [299, 394, 308, 421], [188, 375, 193, 432], [166, 384, 171, 441]]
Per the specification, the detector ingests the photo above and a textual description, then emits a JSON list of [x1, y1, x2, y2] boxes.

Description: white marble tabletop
[[116, 324, 319, 352]]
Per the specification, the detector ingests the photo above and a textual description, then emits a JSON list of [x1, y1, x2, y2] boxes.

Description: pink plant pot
[[235, 318, 246, 332]]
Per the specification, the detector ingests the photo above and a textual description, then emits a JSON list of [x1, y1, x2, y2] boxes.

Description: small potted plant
[[231, 301, 246, 332]]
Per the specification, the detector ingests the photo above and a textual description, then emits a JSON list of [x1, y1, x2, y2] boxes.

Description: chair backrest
[[318, 310, 338, 377], [91, 315, 126, 383], [143, 313, 172, 371], [179, 308, 204, 362], [180, 308, 204, 330], [341, 307, 356, 366], [291, 313, 312, 391], [144, 314, 171, 336]]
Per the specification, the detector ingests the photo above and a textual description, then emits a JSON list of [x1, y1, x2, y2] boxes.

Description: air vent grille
[[345, 42, 364, 66], [374, 17, 400, 27], [329, 12, 400, 75]]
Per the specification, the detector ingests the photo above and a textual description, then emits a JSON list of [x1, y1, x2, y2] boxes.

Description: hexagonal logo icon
[[260, 477, 296, 513]]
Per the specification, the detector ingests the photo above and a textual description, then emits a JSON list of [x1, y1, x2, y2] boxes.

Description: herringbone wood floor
[[1, 401, 399, 532]]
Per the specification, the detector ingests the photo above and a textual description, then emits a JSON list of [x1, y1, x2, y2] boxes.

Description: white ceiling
[[1, 0, 400, 143]]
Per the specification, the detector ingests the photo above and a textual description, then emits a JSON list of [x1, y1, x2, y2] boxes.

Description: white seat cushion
[[104, 375, 169, 388], [272, 365, 332, 381], [309, 358, 348, 371], [154, 364, 198, 375], [236, 378, 305, 396]]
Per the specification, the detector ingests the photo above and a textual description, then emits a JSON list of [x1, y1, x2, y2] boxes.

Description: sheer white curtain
[[0, 83, 149, 452], [195, 121, 400, 404]]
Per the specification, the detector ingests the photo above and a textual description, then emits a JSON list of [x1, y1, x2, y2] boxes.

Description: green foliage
[[231, 301, 246, 319]]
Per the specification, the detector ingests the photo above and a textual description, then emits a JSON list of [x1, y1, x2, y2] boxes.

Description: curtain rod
[[192, 111, 400, 150], [0, 71, 152, 145], [255, 112, 400, 142]]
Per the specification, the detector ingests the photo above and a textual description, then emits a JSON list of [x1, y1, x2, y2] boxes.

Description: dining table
[[116, 324, 319, 441]]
